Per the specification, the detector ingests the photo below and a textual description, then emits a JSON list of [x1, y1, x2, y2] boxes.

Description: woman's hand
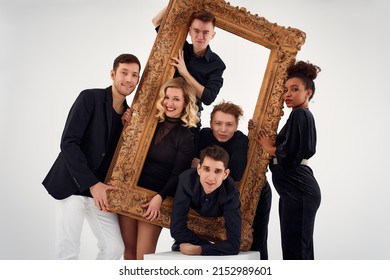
[[256, 129, 276, 157], [141, 194, 163, 221]]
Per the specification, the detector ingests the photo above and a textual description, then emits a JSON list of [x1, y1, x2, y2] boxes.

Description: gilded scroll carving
[[106, 0, 305, 252]]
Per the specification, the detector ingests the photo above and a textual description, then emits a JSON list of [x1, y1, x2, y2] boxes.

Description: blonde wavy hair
[[155, 77, 199, 127]]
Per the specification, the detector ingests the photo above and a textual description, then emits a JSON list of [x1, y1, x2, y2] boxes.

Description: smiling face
[[197, 156, 230, 194], [283, 77, 312, 109], [162, 87, 186, 118], [111, 62, 140, 98], [188, 19, 215, 56]]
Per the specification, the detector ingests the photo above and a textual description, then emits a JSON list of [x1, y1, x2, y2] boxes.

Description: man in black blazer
[[42, 53, 141, 259]]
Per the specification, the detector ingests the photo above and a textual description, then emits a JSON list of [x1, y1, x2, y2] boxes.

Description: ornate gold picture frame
[[106, 0, 305, 251]]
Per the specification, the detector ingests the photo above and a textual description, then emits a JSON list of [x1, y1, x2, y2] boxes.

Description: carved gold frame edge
[[106, 0, 305, 251]]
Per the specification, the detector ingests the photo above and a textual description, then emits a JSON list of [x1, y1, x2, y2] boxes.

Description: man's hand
[[170, 49, 205, 100], [248, 119, 256, 130], [179, 243, 202, 255], [121, 108, 133, 125], [90, 182, 118, 212], [171, 49, 189, 77], [191, 157, 200, 168]]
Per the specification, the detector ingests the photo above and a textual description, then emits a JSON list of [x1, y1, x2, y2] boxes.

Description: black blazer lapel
[[105, 87, 113, 143]]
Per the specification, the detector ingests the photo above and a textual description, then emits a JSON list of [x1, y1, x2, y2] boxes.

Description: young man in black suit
[[42, 53, 141, 259]]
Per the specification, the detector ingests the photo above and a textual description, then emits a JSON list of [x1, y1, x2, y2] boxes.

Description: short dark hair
[[189, 10, 216, 27], [199, 145, 229, 169], [113, 53, 141, 73]]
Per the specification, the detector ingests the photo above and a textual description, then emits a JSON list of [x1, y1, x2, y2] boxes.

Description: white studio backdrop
[[1, 0, 389, 260]]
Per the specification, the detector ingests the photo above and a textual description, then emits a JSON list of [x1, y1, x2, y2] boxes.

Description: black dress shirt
[[170, 168, 241, 255], [155, 26, 226, 113], [175, 41, 226, 112]]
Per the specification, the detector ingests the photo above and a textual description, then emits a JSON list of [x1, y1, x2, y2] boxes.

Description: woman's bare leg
[[136, 221, 162, 260], [118, 215, 138, 260]]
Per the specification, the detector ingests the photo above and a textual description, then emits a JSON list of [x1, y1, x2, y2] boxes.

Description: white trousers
[[55, 195, 124, 260]]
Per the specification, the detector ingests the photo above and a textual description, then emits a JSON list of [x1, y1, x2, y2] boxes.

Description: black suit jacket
[[42, 86, 127, 199]]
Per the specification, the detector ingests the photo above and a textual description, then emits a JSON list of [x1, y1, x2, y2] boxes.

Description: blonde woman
[[119, 77, 199, 259]]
